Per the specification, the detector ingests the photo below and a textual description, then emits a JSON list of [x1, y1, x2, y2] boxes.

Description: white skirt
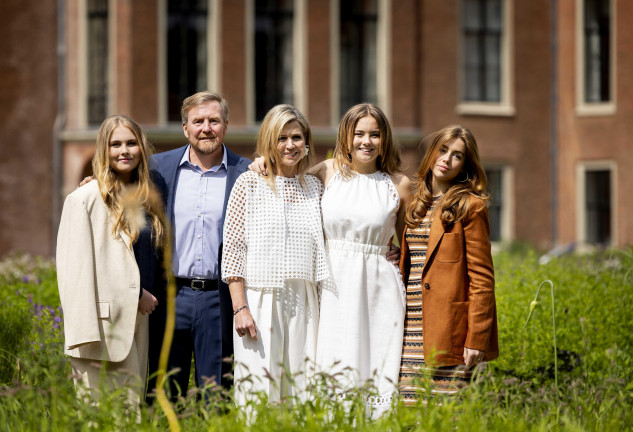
[[316, 241, 405, 417], [233, 279, 319, 405]]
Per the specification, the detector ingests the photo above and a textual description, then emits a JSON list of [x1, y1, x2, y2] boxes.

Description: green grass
[[0, 248, 631, 431]]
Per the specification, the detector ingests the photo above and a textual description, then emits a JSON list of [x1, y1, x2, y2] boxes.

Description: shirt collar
[[179, 144, 227, 172]]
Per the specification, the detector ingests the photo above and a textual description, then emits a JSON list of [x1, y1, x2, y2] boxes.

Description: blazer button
[[424, 283, 430, 290]]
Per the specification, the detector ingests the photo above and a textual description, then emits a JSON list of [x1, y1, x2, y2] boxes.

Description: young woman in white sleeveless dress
[[311, 104, 411, 415]]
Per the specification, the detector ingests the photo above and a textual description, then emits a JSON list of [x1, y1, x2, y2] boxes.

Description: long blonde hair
[[405, 125, 489, 228], [333, 103, 402, 177], [256, 104, 314, 192], [92, 115, 164, 245]]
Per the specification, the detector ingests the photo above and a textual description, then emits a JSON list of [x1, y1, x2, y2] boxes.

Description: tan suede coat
[[399, 196, 499, 366]]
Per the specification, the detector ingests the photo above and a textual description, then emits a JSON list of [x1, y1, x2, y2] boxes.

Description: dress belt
[[175, 277, 219, 291], [326, 239, 389, 256]]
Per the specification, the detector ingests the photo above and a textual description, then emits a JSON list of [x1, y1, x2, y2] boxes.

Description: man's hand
[[79, 176, 94, 187], [138, 288, 158, 315], [248, 157, 268, 175]]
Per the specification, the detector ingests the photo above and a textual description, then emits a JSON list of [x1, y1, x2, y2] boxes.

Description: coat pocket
[[97, 301, 110, 319], [449, 301, 469, 355], [436, 232, 463, 263]]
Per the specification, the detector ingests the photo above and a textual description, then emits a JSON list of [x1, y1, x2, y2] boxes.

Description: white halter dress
[[316, 170, 405, 413]]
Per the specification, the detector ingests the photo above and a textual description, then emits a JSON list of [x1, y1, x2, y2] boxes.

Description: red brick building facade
[[0, 0, 630, 257]]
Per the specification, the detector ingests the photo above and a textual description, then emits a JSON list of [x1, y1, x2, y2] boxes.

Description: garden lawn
[[0, 248, 631, 431]]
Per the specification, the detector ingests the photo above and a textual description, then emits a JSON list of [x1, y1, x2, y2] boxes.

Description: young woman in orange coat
[[398, 125, 498, 404]]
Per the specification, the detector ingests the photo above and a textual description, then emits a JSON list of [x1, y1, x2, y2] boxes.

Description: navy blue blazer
[[132, 170, 168, 301], [149, 145, 251, 378], [132, 223, 163, 299]]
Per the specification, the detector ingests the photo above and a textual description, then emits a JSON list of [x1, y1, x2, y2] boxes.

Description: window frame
[[330, 0, 391, 126], [246, 0, 307, 125], [457, 0, 515, 117], [80, 0, 113, 127], [576, 160, 617, 247], [158, 0, 217, 125], [575, 0, 616, 116], [484, 164, 514, 245]]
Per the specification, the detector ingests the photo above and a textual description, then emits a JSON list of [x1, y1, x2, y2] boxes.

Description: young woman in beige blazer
[[398, 125, 498, 404], [56, 115, 164, 404]]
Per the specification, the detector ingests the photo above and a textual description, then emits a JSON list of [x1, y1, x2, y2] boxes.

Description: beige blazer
[[56, 181, 141, 362]]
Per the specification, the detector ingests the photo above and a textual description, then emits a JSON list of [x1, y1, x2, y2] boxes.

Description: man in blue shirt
[[149, 91, 250, 399]]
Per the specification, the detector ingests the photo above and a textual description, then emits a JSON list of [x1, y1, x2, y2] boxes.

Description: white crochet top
[[221, 171, 329, 288]]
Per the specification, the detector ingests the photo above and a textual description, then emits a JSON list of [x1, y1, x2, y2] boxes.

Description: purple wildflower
[[22, 275, 29, 283], [33, 304, 43, 317]]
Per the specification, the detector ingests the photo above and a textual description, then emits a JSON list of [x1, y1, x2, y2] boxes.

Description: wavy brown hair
[[92, 115, 164, 245], [333, 103, 402, 177], [256, 104, 314, 192], [405, 125, 489, 228]]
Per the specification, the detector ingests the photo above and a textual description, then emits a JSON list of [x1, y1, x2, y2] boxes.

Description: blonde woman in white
[[221, 105, 328, 405]]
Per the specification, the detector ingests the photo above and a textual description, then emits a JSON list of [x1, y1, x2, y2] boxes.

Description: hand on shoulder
[[248, 156, 268, 175], [79, 176, 94, 188]]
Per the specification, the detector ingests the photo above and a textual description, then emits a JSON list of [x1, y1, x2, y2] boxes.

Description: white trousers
[[70, 312, 149, 406], [233, 280, 319, 405]]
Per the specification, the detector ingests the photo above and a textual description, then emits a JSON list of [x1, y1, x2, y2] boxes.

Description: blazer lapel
[[222, 148, 241, 221], [118, 229, 134, 256], [163, 146, 187, 224], [423, 217, 445, 276]]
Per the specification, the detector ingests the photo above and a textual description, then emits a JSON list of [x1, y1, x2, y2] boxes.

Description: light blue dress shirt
[[172, 145, 227, 279]]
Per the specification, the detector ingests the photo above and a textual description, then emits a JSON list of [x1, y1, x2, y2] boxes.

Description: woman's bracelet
[[233, 305, 249, 316]]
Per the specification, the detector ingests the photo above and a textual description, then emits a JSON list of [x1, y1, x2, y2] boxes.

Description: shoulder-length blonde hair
[[92, 115, 164, 245], [405, 125, 489, 228], [256, 104, 314, 192], [333, 103, 402, 177]]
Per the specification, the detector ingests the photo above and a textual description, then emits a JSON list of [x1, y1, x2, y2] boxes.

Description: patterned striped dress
[[399, 197, 473, 405]]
